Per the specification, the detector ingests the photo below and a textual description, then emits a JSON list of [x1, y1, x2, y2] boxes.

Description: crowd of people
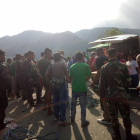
[[0, 47, 140, 140]]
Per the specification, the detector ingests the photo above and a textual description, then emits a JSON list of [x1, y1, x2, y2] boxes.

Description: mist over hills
[[1, 27, 140, 60], [75, 27, 140, 42], [3, 31, 89, 59]]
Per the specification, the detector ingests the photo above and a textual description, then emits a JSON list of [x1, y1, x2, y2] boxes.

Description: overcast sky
[[0, 0, 138, 37]]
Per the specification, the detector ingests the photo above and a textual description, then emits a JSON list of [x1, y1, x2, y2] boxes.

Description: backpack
[[49, 64, 65, 89]]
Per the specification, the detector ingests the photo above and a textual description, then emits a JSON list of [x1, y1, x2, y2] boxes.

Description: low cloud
[[97, 0, 140, 29]]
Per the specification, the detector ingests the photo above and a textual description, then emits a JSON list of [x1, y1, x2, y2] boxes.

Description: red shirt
[[89, 57, 94, 72], [120, 59, 126, 63]]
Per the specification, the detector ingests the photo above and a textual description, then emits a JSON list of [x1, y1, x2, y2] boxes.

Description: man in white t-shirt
[[126, 54, 140, 97]]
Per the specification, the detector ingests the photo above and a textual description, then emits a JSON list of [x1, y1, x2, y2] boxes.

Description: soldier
[[24, 52, 28, 59], [38, 48, 53, 114], [14, 54, 22, 98], [10, 57, 16, 98], [99, 48, 137, 140], [7, 58, 12, 75], [21, 51, 43, 106], [91, 48, 110, 125], [21, 56, 25, 61], [41, 51, 45, 58], [21, 53, 28, 100], [0, 49, 12, 130]]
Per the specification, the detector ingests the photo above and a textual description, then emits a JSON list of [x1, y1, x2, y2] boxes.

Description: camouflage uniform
[[99, 59, 132, 137], [38, 57, 50, 91], [7, 63, 11, 75], [0, 62, 12, 129], [15, 60, 22, 97], [21, 59, 42, 104]]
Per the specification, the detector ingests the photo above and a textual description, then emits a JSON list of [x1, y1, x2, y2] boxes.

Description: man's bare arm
[[45, 70, 50, 84], [91, 69, 101, 87], [93, 69, 101, 83], [64, 64, 70, 82], [136, 67, 140, 74], [86, 76, 91, 81]]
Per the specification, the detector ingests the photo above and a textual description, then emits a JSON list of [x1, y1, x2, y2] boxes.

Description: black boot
[[0, 123, 6, 131], [126, 130, 137, 140], [112, 129, 122, 140], [36, 99, 43, 103], [111, 134, 122, 140], [29, 100, 37, 107]]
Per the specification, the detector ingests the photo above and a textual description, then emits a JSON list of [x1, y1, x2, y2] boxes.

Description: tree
[[98, 28, 123, 38]]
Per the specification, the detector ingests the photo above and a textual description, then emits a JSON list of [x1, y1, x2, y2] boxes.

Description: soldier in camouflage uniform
[[99, 49, 137, 140], [6, 58, 12, 75], [20, 52, 29, 100], [14, 54, 22, 98], [21, 51, 42, 106], [0, 49, 12, 130]]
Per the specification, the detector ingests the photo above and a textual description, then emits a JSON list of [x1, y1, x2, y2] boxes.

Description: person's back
[[51, 61, 67, 79], [21, 58, 37, 84], [46, 52, 69, 126], [0, 50, 12, 130], [10, 61, 15, 78], [96, 55, 108, 70], [6, 58, 12, 75], [21, 59, 30, 81], [70, 52, 91, 126], [15, 60, 22, 78], [100, 60, 131, 98], [70, 63, 91, 92], [0, 62, 11, 95], [38, 57, 50, 81], [99, 49, 137, 140]]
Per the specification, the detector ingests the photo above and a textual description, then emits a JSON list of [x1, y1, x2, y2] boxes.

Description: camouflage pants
[[34, 82, 42, 100], [25, 84, 34, 103], [107, 99, 132, 132], [12, 77, 16, 95], [0, 106, 6, 126], [15, 77, 21, 96], [26, 82, 42, 103]]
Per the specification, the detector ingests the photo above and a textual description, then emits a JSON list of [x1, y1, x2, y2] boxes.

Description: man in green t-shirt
[[69, 52, 91, 126]]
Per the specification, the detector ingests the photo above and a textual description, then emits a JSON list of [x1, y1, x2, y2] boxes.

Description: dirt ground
[[1, 82, 140, 140]]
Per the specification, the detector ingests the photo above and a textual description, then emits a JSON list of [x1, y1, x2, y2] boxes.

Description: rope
[[2, 127, 59, 140]]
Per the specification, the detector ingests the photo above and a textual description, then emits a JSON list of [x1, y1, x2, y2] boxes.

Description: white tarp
[[89, 34, 139, 45]]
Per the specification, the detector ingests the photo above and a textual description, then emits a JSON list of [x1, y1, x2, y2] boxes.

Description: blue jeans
[[66, 82, 69, 101], [130, 74, 139, 95], [52, 84, 67, 122], [131, 74, 139, 88], [71, 91, 87, 124]]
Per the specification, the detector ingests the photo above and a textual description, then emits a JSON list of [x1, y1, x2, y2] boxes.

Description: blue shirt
[[67, 61, 73, 71]]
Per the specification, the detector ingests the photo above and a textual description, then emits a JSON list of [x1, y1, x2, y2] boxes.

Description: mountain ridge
[[1, 27, 140, 60]]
